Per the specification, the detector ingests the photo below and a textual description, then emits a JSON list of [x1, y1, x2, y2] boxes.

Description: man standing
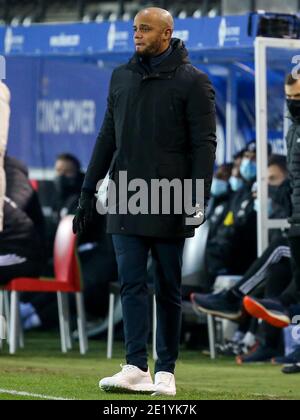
[[0, 81, 10, 232], [73, 7, 216, 395]]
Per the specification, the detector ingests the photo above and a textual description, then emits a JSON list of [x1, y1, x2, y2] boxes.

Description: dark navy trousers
[[112, 234, 185, 374]]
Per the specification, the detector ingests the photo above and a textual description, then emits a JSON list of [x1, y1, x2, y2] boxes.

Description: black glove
[[72, 190, 95, 235]]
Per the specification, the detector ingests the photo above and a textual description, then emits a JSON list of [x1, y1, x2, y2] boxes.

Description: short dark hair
[[56, 153, 81, 172], [243, 141, 273, 156], [233, 150, 245, 160], [285, 72, 300, 86], [268, 154, 287, 173]]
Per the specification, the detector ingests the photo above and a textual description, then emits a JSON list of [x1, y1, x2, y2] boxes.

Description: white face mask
[[229, 176, 244, 192], [254, 198, 273, 217], [240, 158, 257, 182], [210, 178, 229, 197]]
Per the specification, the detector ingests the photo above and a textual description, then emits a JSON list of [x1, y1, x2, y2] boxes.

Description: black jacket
[[83, 38, 217, 238], [269, 179, 293, 243], [205, 184, 257, 284], [206, 192, 233, 241], [286, 119, 300, 225], [0, 156, 45, 260]]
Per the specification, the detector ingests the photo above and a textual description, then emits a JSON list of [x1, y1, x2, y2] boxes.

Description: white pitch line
[[0, 389, 74, 400]]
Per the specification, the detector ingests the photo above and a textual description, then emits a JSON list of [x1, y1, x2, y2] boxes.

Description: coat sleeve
[[82, 72, 117, 194], [0, 82, 11, 232], [185, 72, 217, 209]]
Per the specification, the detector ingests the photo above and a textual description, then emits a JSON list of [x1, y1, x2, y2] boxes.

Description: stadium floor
[[0, 332, 299, 400]]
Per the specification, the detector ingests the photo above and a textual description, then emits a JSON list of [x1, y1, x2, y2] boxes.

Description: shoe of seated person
[[190, 291, 242, 321], [99, 364, 155, 393], [236, 345, 280, 365], [151, 372, 176, 396], [282, 363, 300, 374], [272, 347, 300, 365], [243, 297, 291, 328]]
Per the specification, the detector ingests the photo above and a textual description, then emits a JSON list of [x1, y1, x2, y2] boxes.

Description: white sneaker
[[152, 372, 176, 396], [99, 364, 155, 393]]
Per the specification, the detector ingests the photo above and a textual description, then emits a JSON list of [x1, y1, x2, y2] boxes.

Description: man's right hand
[[72, 191, 95, 235]]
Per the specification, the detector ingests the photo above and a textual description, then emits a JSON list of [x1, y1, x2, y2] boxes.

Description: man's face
[[285, 79, 300, 100], [55, 159, 77, 178], [232, 165, 241, 178], [268, 164, 287, 187], [234, 156, 242, 169], [133, 13, 172, 57], [215, 164, 231, 181]]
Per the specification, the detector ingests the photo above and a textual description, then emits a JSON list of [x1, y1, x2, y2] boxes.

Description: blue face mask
[[240, 158, 257, 182], [211, 178, 229, 198], [254, 198, 273, 217], [229, 176, 244, 192]]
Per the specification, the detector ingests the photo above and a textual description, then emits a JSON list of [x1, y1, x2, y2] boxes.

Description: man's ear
[[163, 28, 172, 41]]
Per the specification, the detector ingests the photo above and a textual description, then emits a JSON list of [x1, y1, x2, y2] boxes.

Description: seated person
[[208, 159, 246, 237], [53, 153, 85, 219], [21, 154, 118, 330], [254, 154, 291, 243], [0, 81, 10, 233], [0, 155, 45, 285], [204, 142, 259, 290], [191, 155, 294, 363], [206, 163, 233, 238], [43, 153, 85, 258]]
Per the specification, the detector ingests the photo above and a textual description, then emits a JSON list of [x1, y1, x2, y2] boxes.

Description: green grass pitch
[[0, 332, 299, 400]]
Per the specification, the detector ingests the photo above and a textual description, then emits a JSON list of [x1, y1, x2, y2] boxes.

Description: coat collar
[[126, 38, 190, 76]]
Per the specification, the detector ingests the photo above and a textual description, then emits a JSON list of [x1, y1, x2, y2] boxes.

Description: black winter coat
[[83, 38, 217, 238], [286, 119, 300, 226], [0, 156, 45, 260]]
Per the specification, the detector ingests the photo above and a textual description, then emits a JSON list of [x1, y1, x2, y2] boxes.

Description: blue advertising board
[[5, 57, 112, 168], [0, 15, 256, 57], [0, 13, 295, 169]]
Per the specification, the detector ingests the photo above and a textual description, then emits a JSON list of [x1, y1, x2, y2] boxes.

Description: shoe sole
[[99, 383, 154, 394], [190, 294, 242, 321], [282, 364, 300, 374], [151, 390, 176, 397], [243, 296, 290, 328]]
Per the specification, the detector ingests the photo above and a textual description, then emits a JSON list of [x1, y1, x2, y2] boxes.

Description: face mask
[[268, 184, 282, 199], [211, 178, 229, 198], [54, 175, 79, 199], [229, 176, 244, 192], [287, 99, 300, 119], [240, 158, 257, 182], [254, 198, 273, 217]]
